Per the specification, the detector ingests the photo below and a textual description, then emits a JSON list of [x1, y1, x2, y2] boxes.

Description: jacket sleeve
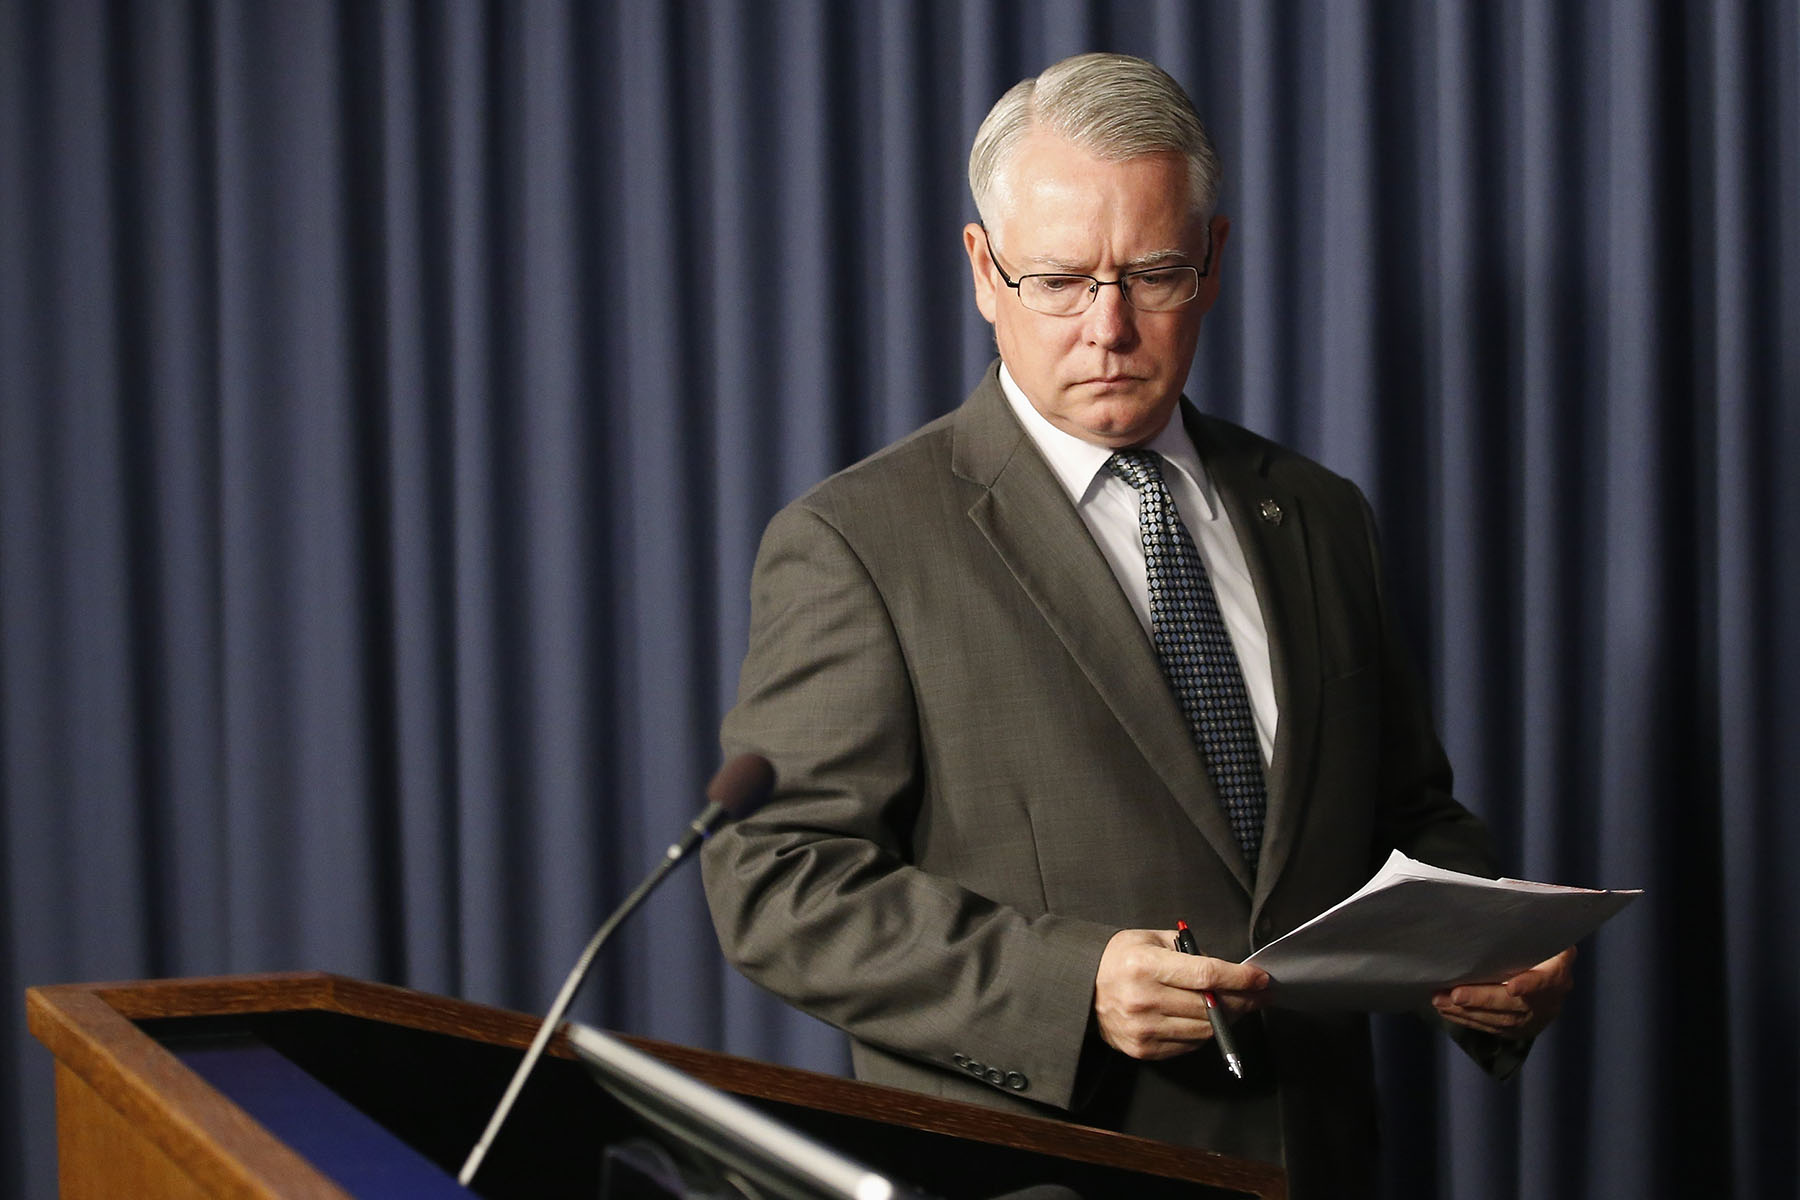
[[699, 501, 1115, 1111]]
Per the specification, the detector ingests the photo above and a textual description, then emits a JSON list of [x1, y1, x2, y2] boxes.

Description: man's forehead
[[988, 206, 1206, 271], [988, 136, 1201, 260], [1006, 242, 1194, 271]]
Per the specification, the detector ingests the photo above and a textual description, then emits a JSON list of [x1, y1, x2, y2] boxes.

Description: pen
[[1174, 920, 1245, 1080]]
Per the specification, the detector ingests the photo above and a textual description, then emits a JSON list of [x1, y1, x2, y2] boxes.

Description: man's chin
[[1062, 391, 1176, 446]]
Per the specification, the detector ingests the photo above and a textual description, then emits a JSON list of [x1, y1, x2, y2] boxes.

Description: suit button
[[1005, 1071, 1028, 1091], [984, 1067, 1004, 1086], [964, 1059, 985, 1076], [952, 1054, 968, 1068]]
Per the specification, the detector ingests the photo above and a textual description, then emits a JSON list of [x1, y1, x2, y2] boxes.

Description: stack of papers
[[1244, 850, 1641, 1011]]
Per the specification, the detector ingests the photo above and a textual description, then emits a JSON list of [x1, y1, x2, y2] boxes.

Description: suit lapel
[[952, 375, 1255, 891], [1187, 409, 1323, 906]]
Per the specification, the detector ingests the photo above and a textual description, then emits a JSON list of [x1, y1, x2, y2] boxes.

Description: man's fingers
[[1439, 947, 1578, 1008], [1104, 1010, 1221, 1059], [1438, 981, 1517, 1010], [1506, 946, 1578, 997], [1095, 928, 1262, 1060], [1436, 1004, 1534, 1036], [1168, 955, 1270, 996], [1111, 929, 1269, 995], [1433, 986, 1534, 1037], [1096, 973, 1224, 1059], [1434, 946, 1577, 1041], [1140, 932, 1270, 995]]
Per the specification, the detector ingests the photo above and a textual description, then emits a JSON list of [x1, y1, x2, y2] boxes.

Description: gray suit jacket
[[702, 365, 1499, 1197]]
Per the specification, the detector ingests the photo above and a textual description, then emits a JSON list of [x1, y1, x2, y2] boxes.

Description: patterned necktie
[[1106, 450, 1266, 870]]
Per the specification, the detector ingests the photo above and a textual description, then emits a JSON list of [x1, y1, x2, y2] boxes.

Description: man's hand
[[1432, 946, 1577, 1040], [1093, 928, 1272, 1060]]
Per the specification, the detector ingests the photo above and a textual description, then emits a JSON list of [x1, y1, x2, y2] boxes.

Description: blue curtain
[[2, 3, 1794, 1198]]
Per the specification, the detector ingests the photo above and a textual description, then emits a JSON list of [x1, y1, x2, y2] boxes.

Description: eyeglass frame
[[982, 226, 1215, 316]]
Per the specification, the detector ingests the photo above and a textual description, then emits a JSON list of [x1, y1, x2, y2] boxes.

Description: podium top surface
[[28, 971, 1286, 1200]]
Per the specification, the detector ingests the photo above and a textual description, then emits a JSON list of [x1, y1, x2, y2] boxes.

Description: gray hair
[[968, 52, 1221, 228]]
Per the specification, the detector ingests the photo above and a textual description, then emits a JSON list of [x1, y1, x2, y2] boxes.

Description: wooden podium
[[27, 972, 1285, 1199]]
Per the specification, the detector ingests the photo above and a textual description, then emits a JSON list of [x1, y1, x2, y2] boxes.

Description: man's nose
[[1084, 280, 1138, 348]]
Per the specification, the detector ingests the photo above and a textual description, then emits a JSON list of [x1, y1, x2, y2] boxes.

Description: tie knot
[[1105, 449, 1165, 491]]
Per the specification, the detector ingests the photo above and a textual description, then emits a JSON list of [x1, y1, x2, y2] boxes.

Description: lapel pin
[[1258, 498, 1284, 525]]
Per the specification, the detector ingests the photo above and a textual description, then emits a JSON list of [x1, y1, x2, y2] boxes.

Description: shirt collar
[[999, 362, 1217, 520]]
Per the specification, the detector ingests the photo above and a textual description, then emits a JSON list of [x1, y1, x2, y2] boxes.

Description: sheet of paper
[[1243, 850, 1641, 1012]]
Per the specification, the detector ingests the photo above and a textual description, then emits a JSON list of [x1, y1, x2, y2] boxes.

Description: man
[[701, 53, 1572, 1197]]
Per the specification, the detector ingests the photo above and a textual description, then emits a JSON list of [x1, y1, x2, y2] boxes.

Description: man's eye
[[1034, 276, 1083, 293], [1134, 269, 1183, 289]]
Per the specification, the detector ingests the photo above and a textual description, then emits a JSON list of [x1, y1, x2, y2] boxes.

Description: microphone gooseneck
[[457, 754, 775, 1186]]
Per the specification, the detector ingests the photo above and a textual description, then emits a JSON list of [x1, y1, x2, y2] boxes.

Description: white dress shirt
[[999, 364, 1278, 764]]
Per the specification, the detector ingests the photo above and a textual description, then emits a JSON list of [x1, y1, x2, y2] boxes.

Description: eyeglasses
[[983, 228, 1212, 316]]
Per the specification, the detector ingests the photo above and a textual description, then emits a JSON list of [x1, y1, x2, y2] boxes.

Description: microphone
[[458, 754, 775, 1185]]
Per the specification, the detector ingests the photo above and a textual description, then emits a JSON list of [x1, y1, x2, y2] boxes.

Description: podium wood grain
[[28, 972, 1286, 1199]]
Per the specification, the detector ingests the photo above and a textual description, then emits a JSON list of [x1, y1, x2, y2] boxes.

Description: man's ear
[[964, 223, 999, 324], [1207, 214, 1231, 277], [1193, 213, 1231, 315]]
